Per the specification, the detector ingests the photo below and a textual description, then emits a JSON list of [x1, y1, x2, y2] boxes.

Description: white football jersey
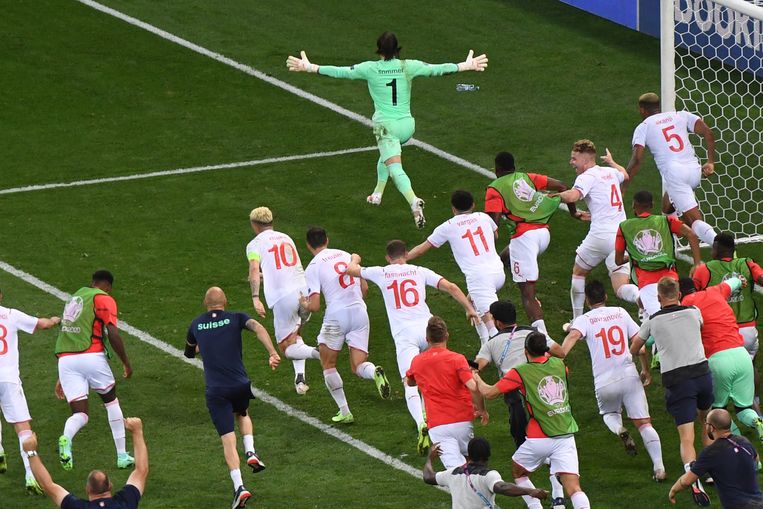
[[0, 306, 38, 383], [570, 306, 641, 386], [572, 165, 627, 236], [246, 229, 306, 308], [361, 263, 443, 339], [632, 111, 701, 173], [305, 248, 365, 315], [427, 212, 503, 277]]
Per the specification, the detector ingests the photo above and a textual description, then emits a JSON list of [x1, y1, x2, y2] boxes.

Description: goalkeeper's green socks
[[388, 162, 417, 205], [373, 158, 389, 196]]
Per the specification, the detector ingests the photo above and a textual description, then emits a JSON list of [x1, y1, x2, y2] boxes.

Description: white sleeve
[[486, 470, 504, 494], [615, 169, 626, 184], [484, 213, 499, 232], [682, 111, 701, 133], [435, 469, 454, 487], [427, 223, 449, 248], [572, 173, 594, 198], [570, 315, 587, 337], [476, 341, 492, 362], [693, 307, 704, 327], [360, 267, 383, 287], [624, 310, 640, 338], [12, 309, 38, 335], [245, 239, 260, 262], [632, 123, 647, 147], [421, 267, 445, 288], [305, 264, 321, 296]]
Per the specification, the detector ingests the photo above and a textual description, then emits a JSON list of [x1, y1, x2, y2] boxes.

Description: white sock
[[230, 468, 243, 490], [602, 413, 626, 435], [355, 361, 376, 380], [63, 412, 89, 440], [0, 422, 4, 454], [531, 319, 547, 334], [291, 359, 306, 379], [323, 369, 350, 415], [18, 430, 33, 477], [570, 276, 586, 319], [692, 220, 717, 246], [284, 338, 320, 360], [404, 384, 425, 429], [638, 424, 664, 472], [242, 435, 254, 455], [514, 476, 543, 509], [571, 491, 591, 509], [616, 283, 639, 303], [105, 399, 126, 455], [475, 321, 490, 344], [684, 462, 692, 473], [549, 472, 564, 499], [486, 319, 498, 337]]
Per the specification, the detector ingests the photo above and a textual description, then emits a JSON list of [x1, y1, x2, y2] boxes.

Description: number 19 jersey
[[246, 229, 306, 308], [361, 263, 443, 339], [305, 248, 364, 315], [570, 306, 641, 387]]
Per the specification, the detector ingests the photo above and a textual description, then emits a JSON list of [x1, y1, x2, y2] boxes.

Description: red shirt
[[58, 294, 118, 357], [406, 346, 474, 429], [484, 173, 550, 239], [615, 213, 683, 287], [682, 284, 743, 358], [693, 258, 763, 327]]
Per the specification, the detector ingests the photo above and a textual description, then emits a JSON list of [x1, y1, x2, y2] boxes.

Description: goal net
[[661, 0, 763, 247]]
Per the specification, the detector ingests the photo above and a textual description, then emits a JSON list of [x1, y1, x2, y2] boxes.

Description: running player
[[553, 140, 639, 318], [286, 32, 488, 228], [557, 280, 665, 480], [185, 287, 280, 509], [625, 92, 718, 246], [346, 240, 479, 453], [407, 190, 504, 343], [246, 207, 320, 394], [300, 227, 391, 424], [614, 190, 701, 318], [0, 288, 60, 493], [485, 151, 578, 334]]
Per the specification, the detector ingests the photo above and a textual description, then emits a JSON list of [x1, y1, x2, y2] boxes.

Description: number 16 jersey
[[246, 230, 306, 309]]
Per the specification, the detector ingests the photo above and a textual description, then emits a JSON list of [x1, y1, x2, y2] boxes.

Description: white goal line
[[0, 146, 378, 196]]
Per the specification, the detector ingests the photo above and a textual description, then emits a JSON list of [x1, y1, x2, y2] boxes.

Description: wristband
[[26, 450, 38, 458]]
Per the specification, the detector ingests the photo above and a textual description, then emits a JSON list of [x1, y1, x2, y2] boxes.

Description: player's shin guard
[[17, 430, 33, 477], [284, 338, 320, 360], [323, 369, 350, 415], [602, 413, 625, 435], [570, 491, 591, 509], [373, 157, 389, 196], [485, 319, 498, 337], [388, 162, 417, 205], [355, 361, 376, 380], [616, 283, 639, 303], [105, 399, 127, 455], [514, 477, 543, 509], [691, 220, 717, 246], [63, 412, 89, 440], [638, 423, 664, 472], [570, 276, 586, 319], [403, 384, 425, 429]]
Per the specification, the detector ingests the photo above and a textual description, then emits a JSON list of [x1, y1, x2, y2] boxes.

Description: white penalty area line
[[74, 0, 495, 180], [0, 147, 377, 196], [0, 260, 436, 487]]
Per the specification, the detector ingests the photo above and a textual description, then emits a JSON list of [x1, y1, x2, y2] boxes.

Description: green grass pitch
[[0, 0, 761, 507]]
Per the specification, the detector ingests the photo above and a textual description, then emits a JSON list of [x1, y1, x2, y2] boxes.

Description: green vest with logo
[[514, 357, 578, 437], [55, 287, 108, 355], [707, 258, 757, 323], [619, 214, 676, 272], [488, 172, 561, 234]]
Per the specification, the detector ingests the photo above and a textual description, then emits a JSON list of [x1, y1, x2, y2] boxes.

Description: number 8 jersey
[[570, 306, 641, 387], [246, 229, 306, 309], [305, 248, 365, 315]]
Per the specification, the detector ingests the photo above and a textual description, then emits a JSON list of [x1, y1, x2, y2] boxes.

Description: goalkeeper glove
[[286, 51, 318, 73], [457, 50, 488, 72]]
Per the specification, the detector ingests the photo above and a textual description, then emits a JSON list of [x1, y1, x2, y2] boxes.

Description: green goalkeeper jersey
[[318, 58, 458, 123]]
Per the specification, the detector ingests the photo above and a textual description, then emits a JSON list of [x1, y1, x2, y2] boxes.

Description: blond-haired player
[[246, 207, 319, 394]]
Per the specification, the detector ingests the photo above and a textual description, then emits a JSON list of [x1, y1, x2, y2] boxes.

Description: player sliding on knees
[[247, 207, 320, 395], [286, 32, 487, 229], [346, 240, 480, 454], [553, 140, 639, 321], [300, 227, 391, 425], [407, 190, 505, 344]]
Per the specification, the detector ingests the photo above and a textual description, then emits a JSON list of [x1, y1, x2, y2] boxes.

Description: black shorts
[[664, 373, 714, 426], [206, 383, 255, 436]]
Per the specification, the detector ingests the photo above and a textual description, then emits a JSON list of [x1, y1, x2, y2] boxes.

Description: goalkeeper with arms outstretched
[[286, 32, 488, 229]]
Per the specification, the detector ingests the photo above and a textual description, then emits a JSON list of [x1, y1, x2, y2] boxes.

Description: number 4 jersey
[[246, 229, 306, 309], [305, 248, 365, 315], [570, 306, 641, 387]]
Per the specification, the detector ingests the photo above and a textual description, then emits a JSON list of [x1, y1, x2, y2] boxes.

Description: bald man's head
[[86, 470, 112, 498], [707, 408, 732, 431], [204, 287, 227, 310]]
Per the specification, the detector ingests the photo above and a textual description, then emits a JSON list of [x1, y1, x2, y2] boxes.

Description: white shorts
[[639, 283, 660, 318], [317, 305, 370, 353], [0, 381, 31, 423], [740, 326, 759, 358], [58, 352, 116, 403], [662, 165, 701, 215], [575, 233, 630, 276], [509, 229, 550, 283], [466, 271, 505, 316], [393, 325, 428, 379], [512, 435, 580, 476], [272, 289, 303, 342], [595, 375, 650, 419], [428, 420, 473, 469]]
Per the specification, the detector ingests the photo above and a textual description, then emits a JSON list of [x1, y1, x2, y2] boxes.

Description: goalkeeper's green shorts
[[373, 117, 415, 162], [709, 346, 755, 408]]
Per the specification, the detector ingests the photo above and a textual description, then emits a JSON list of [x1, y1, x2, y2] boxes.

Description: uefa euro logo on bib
[[63, 296, 84, 323], [512, 178, 536, 202], [537, 375, 566, 406], [633, 229, 663, 255]]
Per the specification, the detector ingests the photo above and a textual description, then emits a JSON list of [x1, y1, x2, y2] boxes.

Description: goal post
[[660, 0, 763, 249]]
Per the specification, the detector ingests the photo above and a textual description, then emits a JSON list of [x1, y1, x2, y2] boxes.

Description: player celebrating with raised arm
[[286, 32, 487, 229], [346, 240, 479, 453], [246, 207, 320, 395], [625, 92, 718, 246], [556, 280, 665, 481], [0, 288, 60, 494], [485, 151, 577, 334], [300, 227, 391, 425], [407, 190, 504, 344], [553, 140, 639, 319]]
